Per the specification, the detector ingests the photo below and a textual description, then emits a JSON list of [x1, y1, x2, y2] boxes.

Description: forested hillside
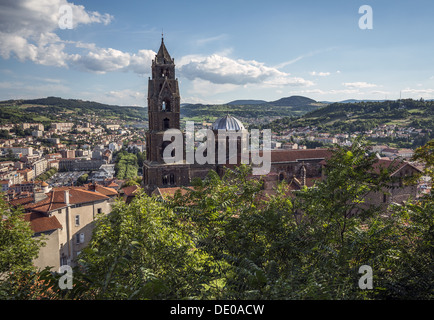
[[255, 99, 434, 132], [0, 97, 148, 124]]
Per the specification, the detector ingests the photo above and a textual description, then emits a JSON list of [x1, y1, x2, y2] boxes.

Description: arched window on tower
[[169, 173, 175, 185], [279, 173, 284, 182], [161, 99, 171, 112], [162, 175, 168, 185], [163, 118, 170, 130]]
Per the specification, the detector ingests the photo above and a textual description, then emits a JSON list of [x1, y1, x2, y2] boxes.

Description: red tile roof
[[226, 148, 333, 167], [82, 183, 118, 196], [269, 148, 333, 163], [23, 212, 62, 233], [23, 187, 109, 214], [370, 159, 421, 176], [122, 185, 140, 196], [9, 196, 34, 207]]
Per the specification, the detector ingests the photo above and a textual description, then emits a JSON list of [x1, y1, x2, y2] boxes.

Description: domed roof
[[212, 115, 246, 131]]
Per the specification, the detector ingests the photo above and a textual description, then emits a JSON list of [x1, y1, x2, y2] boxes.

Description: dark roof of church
[[155, 38, 173, 64]]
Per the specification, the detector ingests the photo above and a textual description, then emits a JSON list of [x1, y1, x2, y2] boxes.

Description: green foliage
[[181, 99, 322, 121], [76, 173, 89, 186], [0, 97, 147, 125], [0, 197, 43, 299], [76, 194, 212, 299], [257, 99, 434, 137], [114, 151, 138, 180], [36, 167, 58, 181]]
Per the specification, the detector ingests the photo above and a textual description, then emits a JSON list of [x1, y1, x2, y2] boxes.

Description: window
[[383, 194, 387, 203], [75, 215, 80, 226], [60, 256, 67, 266], [162, 175, 168, 185], [162, 100, 171, 112], [163, 118, 170, 130], [279, 173, 284, 182], [58, 209, 62, 214], [97, 208, 102, 214], [76, 233, 84, 244], [169, 173, 175, 185]]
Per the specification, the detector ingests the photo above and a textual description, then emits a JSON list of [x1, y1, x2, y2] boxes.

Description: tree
[[0, 197, 43, 299], [115, 151, 139, 180], [76, 173, 89, 186], [376, 139, 434, 299], [77, 194, 211, 299]]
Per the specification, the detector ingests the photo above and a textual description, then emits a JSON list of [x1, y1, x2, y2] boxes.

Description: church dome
[[212, 115, 246, 131]]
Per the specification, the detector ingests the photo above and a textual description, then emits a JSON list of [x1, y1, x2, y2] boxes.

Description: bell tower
[[146, 37, 181, 162], [143, 37, 191, 194]]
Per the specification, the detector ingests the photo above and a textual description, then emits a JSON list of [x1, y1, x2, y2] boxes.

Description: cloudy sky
[[1, 0, 434, 106]]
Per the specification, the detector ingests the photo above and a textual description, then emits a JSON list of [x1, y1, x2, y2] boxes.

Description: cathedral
[[143, 38, 333, 195]]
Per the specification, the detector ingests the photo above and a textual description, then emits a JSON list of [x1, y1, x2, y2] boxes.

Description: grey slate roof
[[212, 115, 246, 131]]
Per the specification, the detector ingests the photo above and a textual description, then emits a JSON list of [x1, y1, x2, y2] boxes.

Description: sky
[[1, 0, 434, 106]]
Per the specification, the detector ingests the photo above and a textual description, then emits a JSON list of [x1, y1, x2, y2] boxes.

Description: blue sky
[[1, 0, 434, 106]]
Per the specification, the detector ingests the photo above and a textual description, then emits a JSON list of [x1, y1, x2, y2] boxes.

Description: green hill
[[269, 95, 317, 107], [256, 99, 434, 133], [0, 97, 148, 124], [181, 96, 325, 122]]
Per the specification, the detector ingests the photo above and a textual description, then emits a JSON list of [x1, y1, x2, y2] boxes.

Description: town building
[[52, 122, 74, 132], [12, 186, 115, 270], [33, 158, 48, 177]]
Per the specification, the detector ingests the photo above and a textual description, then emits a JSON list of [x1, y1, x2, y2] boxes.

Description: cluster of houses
[[268, 124, 429, 161], [0, 121, 148, 271], [0, 121, 147, 197]]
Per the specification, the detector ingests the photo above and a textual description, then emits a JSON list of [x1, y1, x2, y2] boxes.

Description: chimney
[[64, 190, 69, 206], [89, 181, 97, 192]]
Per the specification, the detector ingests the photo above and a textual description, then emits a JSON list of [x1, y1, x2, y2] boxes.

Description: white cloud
[[179, 54, 313, 87], [309, 71, 331, 77], [72, 47, 131, 73], [187, 79, 239, 96], [0, 0, 157, 75], [288, 88, 361, 96], [0, 0, 114, 68], [402, 88, 434, 98], [342, 81, 377, 89]]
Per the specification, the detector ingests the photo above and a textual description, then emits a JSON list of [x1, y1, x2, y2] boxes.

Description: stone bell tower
[[146, 36, 181, 161], [143, 37, 191, 193]]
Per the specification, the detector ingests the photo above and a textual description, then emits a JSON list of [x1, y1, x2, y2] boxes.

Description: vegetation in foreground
[[0, 139, 432, 300]]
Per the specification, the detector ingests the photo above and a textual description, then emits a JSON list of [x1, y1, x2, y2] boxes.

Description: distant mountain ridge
[[12, 96, 142, 109], [227, 100, 268, 105], [0, 96, 148, 124], [226, 95, 317, 107]]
